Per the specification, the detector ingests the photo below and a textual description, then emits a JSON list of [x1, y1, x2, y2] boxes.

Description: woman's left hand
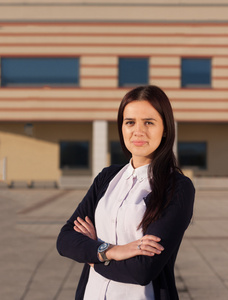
[[73, 216, 97, 240], [105, 235, 164, 262]]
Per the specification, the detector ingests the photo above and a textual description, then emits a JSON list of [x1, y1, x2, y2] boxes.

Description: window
[[60, 141, 89, 169], [1, 57, 79, 87], [118, 57, 149, 87], [178, 142, 207, 169], [181, 58, 211, 88], [110, 141, 128, 165]]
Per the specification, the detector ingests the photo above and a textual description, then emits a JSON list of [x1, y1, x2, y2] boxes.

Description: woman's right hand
[[73, 216, 97, 240], [106, 235, 164, 261]]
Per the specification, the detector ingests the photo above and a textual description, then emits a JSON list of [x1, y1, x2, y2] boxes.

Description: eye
[[125, 121, 135, 126], [145, 121, 154, 125]]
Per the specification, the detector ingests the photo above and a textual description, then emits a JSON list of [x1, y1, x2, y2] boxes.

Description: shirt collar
[[123, 159, 150, 182]]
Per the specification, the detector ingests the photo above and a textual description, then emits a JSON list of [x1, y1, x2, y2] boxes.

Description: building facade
[[0, 0, 228, 187]]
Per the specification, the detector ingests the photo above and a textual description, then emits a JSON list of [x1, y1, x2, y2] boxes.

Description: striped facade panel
[[0, 22, 228, 122], [80, 56, 118, 87], [1, 4, 228, 22]]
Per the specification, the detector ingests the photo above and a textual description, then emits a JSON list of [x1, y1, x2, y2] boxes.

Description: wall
[[0, 122, 92, 184], [178, 122, 228, 176]]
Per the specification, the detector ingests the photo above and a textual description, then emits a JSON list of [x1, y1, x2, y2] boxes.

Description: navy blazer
[[57, 165, 195, 300]]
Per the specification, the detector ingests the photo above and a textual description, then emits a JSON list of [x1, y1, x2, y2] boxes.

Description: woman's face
[[122, 100, 164, 168]]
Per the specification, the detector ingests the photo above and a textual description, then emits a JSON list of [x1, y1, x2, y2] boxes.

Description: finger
[[74, 224, 85, 234], [74, 225, 82, 233], [74, 220, 89, 234], [84, 217, 96, 232], [136, 242, 162, 256], [85, 216, 93, 225], [144, 246, 163, 255], [138, 239, 164, 252], [74, 223, 87, 234], [141, 243, 164, 254], [141, 236, 164, 251], [88, 263, 94, 268], [139, 250, 155, 257], [135, 243, 155, 257], [77, 216, 93, 229], [74, 225, 93, 239], [149, 241, 164, 251], [76, 217, 92, 232], [146, 242, 164, 252], [143, 234, 161, 242]]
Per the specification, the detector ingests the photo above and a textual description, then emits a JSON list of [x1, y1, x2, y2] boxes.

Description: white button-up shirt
[[84, 162, 155, 300]]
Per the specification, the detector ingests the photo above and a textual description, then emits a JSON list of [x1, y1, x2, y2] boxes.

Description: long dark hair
[[117, 85, 181, 233]]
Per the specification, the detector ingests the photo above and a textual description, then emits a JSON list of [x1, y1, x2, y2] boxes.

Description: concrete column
[[174, 121, 178, 159], [92, 120, 108, 179]]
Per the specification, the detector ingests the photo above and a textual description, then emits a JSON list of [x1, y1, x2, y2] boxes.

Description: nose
[[133, 123, 145, 136]]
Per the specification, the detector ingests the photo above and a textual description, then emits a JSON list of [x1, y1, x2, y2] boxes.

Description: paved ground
[[0, 187, 228, 300]]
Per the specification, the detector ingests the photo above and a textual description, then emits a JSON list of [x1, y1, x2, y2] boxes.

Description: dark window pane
[[119, 57, 149, 87], [110, 141, 129, 165], [181, 58, 211, 88], [1, 57, 79, 87], [178, 142, 207, 169], [60, 141, 89, 169]]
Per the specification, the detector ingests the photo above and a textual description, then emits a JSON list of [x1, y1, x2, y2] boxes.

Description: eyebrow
[[123, 117, 157, 121]]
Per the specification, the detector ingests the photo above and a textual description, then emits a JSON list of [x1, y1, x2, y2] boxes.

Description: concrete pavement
[[0, 187, 228, 300]]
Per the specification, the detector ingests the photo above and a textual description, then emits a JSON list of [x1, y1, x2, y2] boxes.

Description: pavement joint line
[[38, 235, 58, 239], [52, 261, 75, 300], [196, 217, 228, 220], [18, 190, 73, 214], [18, 216, 67, 220], [19, 243, 56, 300], [185, 236, 228, 240], [190, 239, 228, 291], [175, 265, 193, 300], [17, 221, 64, 224]]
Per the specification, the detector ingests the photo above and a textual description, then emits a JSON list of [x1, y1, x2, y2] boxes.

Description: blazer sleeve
[[56, 165, 124, 264], [56, 170, 105, 264], [94, 175, 195, 285]]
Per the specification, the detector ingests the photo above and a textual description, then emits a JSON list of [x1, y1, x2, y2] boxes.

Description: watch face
[[98, 242, 109, 252]]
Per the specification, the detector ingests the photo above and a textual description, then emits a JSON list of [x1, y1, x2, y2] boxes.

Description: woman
[[57, 85, 195, 300]]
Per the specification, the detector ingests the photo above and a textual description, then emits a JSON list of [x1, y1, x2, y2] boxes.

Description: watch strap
[[100, 250, 109, 261]]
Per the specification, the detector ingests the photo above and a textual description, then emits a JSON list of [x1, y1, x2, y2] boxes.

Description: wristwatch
[[97, 242, 110, 265]]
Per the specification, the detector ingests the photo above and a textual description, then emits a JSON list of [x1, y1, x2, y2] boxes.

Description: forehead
[[123, 100, 159, 117]]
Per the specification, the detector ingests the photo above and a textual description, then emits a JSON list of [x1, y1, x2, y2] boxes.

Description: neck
[[131, 157, 151, 169]]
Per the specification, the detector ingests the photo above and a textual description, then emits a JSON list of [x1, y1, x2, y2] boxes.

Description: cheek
[[122, 133, 128, 147], [122, 126, 128, 139], [122, 127, 131, 147], [150, 129, 164, 146], [155, 125, 164, 139], [157, 132, 164, 144]]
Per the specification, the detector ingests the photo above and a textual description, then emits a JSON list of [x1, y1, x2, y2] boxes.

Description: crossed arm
[[74, 216, 164, 266]]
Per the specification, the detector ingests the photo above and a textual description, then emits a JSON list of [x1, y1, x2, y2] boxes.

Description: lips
[[132, 141, 147, 146]]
